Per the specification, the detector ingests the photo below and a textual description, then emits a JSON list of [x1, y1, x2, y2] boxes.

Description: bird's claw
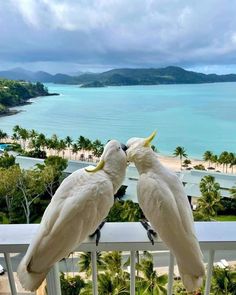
[[89, 219, 106, 246], [140, 220, 157, 245]]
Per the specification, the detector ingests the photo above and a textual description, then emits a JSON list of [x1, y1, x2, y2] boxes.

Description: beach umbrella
[[126, 131, 205, 293], [17, 140, 127, 291]]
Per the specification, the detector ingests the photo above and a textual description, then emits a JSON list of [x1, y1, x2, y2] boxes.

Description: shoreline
[[2, 137, 210, 172], [1, 138, 230, 174], [0, 92, 59, 119]]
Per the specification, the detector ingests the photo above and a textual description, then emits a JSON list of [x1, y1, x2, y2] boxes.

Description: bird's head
[[85, 140, 127, 173], [126, 131, 157, 163]]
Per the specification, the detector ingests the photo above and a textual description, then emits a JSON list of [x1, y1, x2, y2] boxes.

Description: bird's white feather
[[127, 138, 205, 292], [17, 140, 127, 291]]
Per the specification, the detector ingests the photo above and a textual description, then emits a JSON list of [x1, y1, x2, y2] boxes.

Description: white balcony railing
[[0, 222, 236, 295]]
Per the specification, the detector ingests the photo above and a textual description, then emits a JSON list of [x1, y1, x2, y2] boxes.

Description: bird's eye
[[117, 146, 121, 151]]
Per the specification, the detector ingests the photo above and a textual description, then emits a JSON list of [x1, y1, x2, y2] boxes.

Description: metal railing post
[[4, 253, 17, 295], [130, 251, 136, 295], [46, 263, 62, 295], [91, 251, 98, 295], [204, 249, 215, 295], [167, 252, 175, 295]]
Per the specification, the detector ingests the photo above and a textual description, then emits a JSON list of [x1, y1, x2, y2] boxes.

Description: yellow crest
[[143, 131, 157, 147], [85, 160, 105, 173]]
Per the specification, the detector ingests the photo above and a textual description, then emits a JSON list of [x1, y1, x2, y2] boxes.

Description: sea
[[0, 82, 236, 158]]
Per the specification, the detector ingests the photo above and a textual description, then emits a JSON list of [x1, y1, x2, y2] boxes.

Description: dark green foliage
[[218, 197, 236, 215], [136, 255, 168, 294], [44, 156, 68, 172], [22, 149, 47, 159], [0, 152, 16, 168], [0, 79, 52, 115], [211, 266, 236, 294], [193, 164, 206, 170], [60, 273, 86, 295], [195, 175, 223, 220], [107, 200, 143, 222]]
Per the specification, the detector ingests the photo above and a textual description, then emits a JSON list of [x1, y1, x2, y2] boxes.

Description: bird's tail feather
[[180, 272, 203, 292], [17, 259, 48, 292]]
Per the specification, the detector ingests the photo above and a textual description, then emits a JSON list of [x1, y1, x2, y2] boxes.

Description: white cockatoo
[[126, 132, 205, 292], [17, 140, 127, 291]]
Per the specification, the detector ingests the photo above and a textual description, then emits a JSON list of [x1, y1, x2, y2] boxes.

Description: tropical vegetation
[[0, 79, 55, 115], [60, 251, 236, 295], [194, 175, 223, 221], [173, 146, 187, 170], [0, 127, 236, 294], [202, 150, 236, 173]]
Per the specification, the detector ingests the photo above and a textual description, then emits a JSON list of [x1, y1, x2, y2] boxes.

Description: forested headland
[[0, 79, 58, 116]]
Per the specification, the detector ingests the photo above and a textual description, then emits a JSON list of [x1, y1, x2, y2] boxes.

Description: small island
[[80, 80, 105, 88], [0, 79, 59, 116]]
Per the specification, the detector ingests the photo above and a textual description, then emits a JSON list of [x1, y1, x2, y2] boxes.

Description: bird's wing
[[164, 171, 197, 236], [23, 170, 113, 274], [137, 174, 204, 287], [137, 174, 183, 241]]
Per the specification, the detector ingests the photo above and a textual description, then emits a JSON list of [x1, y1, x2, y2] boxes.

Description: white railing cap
[[0, 222, 236, 253]]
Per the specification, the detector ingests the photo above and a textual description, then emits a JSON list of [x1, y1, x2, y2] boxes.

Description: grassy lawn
[[215, 215, 236, 221]]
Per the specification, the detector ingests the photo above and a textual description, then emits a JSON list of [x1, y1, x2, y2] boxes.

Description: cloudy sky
[[1, 0, 236, 74]]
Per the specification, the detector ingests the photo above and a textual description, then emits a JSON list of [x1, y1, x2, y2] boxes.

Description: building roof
[[16, 156, 236, 201]]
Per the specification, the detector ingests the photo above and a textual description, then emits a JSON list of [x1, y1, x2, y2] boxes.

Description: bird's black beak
[[121, 143, 128, 153]]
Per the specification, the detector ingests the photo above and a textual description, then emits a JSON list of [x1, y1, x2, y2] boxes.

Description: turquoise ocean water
[[0, 82, 236, 158]]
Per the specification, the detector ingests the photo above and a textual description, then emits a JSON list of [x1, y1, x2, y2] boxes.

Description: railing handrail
[[1, 222, 236, 253]]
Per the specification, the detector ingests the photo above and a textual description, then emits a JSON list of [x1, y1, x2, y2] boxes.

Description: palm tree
[[78, 252, 105, 278], [60, 272, 86, 295], [11, 132, 19, 143], [92, 139, 104, 157], [0, 129, 7, 142], [102, 251, 123, 275], [121, 200, 143, 221], [197, 175, 223, 220], [98, 272, 129, 295], [219, 151, 229, 173], [102, 251, 130, 293], [65, 136, 73, 159], [228, 152, 236, 174], [58, 139, 66, 158], [72, 143, 79, 160], [203, 150, 213, 167], [173, 146, 187, 170], [211, 154, 218, 170], [29, 129, 38, 139], [211, 266, 236, 294], [136, 256, 168, 294], [37, 133, 47, 153], [12, 124, 20, 135], [18, 127, 29, 149], [48, 134, 59, 155]]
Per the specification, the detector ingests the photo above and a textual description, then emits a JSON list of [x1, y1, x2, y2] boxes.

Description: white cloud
[[1, 0, 236, 72]]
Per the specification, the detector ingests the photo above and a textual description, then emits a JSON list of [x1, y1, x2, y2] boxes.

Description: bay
[[0, 82, 236, 158]]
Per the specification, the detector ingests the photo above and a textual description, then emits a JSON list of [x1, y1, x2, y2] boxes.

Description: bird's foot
[[89, 219, 106, 246], [140, 219, 157, 245]]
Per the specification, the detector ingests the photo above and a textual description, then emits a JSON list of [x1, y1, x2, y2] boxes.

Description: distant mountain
[[1, 66, 236, 86], [0, 68, 74, 84], [75, 66, 236, 86]]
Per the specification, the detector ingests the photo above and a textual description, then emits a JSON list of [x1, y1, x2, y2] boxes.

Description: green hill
[[0, 79, 57, 116], [76, 66, 236, 86], [1, 66, 236, 86]]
